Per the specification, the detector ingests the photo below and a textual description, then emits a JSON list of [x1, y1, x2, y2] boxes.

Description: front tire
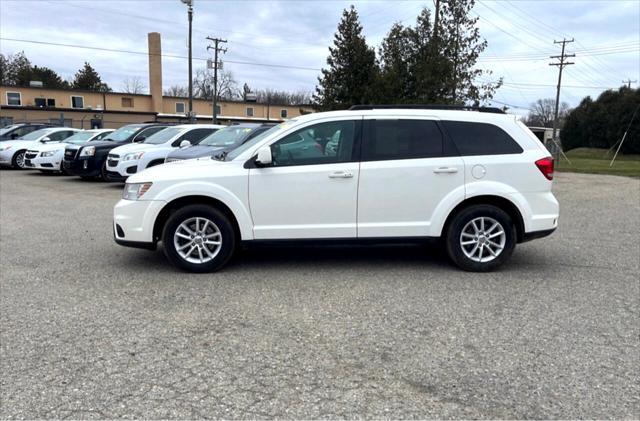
[[162, 205, 236, 273], [12, 150, 27, 169], [445, 205, 516, 272]]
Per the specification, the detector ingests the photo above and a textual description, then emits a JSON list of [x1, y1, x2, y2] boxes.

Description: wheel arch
[[442, 195, 526, 243], [153, 195, 243, 243]]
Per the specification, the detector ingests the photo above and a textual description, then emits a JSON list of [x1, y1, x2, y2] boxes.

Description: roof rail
[[348, 104, 506, 114]]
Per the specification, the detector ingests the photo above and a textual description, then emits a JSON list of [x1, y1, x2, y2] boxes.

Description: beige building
[[0, 33, 314, 129]]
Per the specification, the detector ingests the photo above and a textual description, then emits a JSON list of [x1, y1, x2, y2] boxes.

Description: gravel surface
[[1, 170, 638, 419]]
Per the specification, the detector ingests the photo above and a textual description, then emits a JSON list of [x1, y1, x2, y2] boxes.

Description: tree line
[[314, 2, 501, 110], [1, 52, 111, 92]]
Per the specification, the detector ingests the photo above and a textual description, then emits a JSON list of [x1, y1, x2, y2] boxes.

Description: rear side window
[[441, 121, 523, 156], [362, 119, 442, 161]]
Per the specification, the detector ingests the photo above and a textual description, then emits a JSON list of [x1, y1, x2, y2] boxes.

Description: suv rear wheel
[[445, 204, 516, 272], [162, 205, 236, 273]]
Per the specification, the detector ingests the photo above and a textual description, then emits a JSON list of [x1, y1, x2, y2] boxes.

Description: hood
[[1, 140, 41, 150], [166, 144, 226, 160], [76, 139, 126, 150], [109, 143, 157, 156], [29, 142, 67, 153], [128, 156, 228, 184]]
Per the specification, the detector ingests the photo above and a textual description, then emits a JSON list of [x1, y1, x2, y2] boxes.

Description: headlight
[[80, 146, 96, 156], [0, 145, 12, 151], [123, 151, 145, 161], [123, 182, 152, 200], [41, 151, 57, 157]]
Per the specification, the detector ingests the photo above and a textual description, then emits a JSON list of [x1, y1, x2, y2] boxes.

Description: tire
[[162, 205, 237, 273], [11, 150, 27, 169], [445, 204, 516, 272], [99, 160, 109, 181]]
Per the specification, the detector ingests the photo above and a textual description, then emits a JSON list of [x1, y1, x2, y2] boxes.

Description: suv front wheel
[[162, 205, 236, 273], [445, 204, 516, 272]]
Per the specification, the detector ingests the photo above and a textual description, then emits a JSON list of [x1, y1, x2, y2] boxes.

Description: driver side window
[[271, 120, 356, 167]]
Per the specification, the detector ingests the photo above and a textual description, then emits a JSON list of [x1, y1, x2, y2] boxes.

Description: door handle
[[328, 171, 354, 179], [433, 167, 459, 174]]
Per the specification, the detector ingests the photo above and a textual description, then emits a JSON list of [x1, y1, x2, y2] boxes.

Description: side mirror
[[134, 136, 146, 143], [179, 140, 191, 148], [255, 146, 272, 166], [41, 137, 51, 143]]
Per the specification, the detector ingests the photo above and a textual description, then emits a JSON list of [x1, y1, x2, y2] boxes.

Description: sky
[[0, 0, 639, 117]]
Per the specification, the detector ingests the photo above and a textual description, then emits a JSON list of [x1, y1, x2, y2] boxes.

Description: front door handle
[[433, 167, 459, 174], [328, 171, 354, 179]]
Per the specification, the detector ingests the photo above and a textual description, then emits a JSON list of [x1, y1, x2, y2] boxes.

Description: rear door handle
[[328, 171, 354, 179], [433, 167, 459, 174]]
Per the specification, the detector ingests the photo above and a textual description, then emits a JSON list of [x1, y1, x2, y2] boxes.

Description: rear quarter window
[[441, 121, 523, 156]]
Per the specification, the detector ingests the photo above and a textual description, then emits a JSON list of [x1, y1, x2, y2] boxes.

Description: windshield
[[18, 128, 55, 141], [63, 131, 98, 144], [143, 127, 184, 145], [0, 125, 18, 135], [199, 126, 255, 147], [226, 122, 290, 161], [104, 126, 142, 142]]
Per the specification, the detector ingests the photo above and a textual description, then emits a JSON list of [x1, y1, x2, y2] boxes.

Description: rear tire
[[99, 160, 109, 181], [11, 150, 27, 169], [445, 204, 516, 272], [162, 205, 236, 273]]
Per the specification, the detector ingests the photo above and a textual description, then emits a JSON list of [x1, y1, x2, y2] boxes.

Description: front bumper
[[113, 198, 166, 244], [63, 156, 103, 177], [27, 153, 63, 171], [106, 157, 138, 179]]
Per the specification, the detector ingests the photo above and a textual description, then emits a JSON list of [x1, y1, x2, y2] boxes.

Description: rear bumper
[[521, 227, 556, 243]]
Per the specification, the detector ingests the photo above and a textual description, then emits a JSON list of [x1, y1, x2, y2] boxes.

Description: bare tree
[[254, 88, 313, 105], [525, 98, 571, 127], [164, 85, 189, 97], [193, 69, 239, 101], [121, 76, 146, 94]]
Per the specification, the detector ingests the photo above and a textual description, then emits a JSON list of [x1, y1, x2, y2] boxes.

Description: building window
[[6, 92, 21, 106], [47, 98, 56, 107], [121, 97, 134, 108], [280, 109, 288, 118], [71, 96, 84, 109], [35, 98, 46, 107], [176, 102, 185, 113], [246, 107, 254, 117]]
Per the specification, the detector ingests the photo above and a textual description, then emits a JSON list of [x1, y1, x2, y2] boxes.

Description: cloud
[[1, 0, 638, 116]]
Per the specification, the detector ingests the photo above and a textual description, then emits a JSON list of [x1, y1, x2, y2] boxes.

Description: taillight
[[535, 157, 554, 180]]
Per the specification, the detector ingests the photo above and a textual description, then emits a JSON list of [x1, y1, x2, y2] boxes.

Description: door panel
[[357, 117, 465, 238], [249, 162, 359, 239], [248, 118, 361, 239]]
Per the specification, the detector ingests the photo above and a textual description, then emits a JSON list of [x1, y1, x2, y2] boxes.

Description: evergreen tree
[[72, 62, 111, 92], [0, 52, 32, 86], [314, 6, 378, 110], [561, 87, 640, 154], [30, 65, 70, 89], [377, 23, 415, 102]]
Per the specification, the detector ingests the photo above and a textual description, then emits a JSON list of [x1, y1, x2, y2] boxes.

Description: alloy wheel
[[460, 216, 506, 263], [173, 217, 222, 264]]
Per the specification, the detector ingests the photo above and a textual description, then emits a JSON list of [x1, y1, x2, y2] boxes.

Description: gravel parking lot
[[1, 170, 638, 419]]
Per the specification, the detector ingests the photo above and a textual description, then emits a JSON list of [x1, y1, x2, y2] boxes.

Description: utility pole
[[206, 37, 227, 124], [549, 38, 574, 161], [622, 79, 637, 89], [180, 0, 194, 122]]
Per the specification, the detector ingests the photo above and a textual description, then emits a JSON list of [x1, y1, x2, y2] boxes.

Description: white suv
[[113, 106, 559, 272]]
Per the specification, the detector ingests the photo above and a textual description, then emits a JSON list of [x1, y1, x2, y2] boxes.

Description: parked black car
[[164, 123, 276, 162], [63, 123, 169, 180], [0, 123, 54, 141]]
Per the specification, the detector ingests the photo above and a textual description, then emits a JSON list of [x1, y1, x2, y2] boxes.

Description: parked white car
[[114, 106, 559, 273], [0, 127, 81, 169], [25, 129, 114, 173], [105, 124, 223, 181]]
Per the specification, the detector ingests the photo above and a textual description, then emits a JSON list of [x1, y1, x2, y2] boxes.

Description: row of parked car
[[0, 122, 275, 181]]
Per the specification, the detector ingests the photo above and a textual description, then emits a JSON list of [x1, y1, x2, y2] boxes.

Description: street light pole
[[181, 0, 194, 122]]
